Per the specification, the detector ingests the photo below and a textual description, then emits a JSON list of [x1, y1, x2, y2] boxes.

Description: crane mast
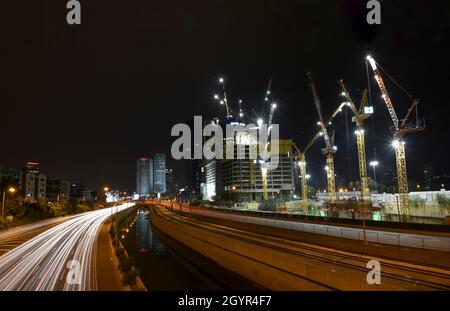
[[338, 79, 371, 201], [260, 80, 275, 202]]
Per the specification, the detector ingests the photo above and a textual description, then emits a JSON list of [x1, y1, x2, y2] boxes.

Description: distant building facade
[[136, 157, 153, 197], [0, 166, 21, 191], [46, 178, 71, 202], [424, 163, 434, 191], [153, 153, 166, 194], [166, 168, 176, 193], [70, 183, 96, 203], [20, 162, 46, 201]]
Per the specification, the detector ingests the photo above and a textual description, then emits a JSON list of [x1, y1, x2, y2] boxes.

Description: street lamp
[[369, 161, 379, 193], [2, 187, 16, 222]]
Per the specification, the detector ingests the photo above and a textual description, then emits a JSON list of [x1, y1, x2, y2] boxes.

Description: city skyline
[[1, 0, 450, 299], [2, 1, 449, 193]]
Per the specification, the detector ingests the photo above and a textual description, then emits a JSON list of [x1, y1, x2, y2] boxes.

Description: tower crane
[[366, 55, 425, 214], [338, 79, 372, 200], [306, 73, 337, 203], [292, 99, 349, 211]]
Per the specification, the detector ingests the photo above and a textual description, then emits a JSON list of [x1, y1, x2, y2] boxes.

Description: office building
[[46, 178, 71, 202], [70, 183, 96, 203], [153, 153, 166, 194], [136, 157, 153, 197], [166, 168, 176, 193], [21, 162, 46, 201]]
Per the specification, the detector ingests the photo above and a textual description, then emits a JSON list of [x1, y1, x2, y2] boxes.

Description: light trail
[[0, 203, 134, 291]]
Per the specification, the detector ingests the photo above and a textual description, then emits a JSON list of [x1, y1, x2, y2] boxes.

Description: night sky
[[2, 0, 450, 192]]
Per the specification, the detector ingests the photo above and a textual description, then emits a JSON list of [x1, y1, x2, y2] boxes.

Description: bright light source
[[317, 121, 321, 126], [392, 140, 400, 148], [103, 187, 110, 192], [239, 99, 242, 103], [239, 112, 244, 117], [257, 118, 263, 126], [272, 103, 277, 109], [366, 55, 372, 60], [341, 92, 346, 96], [305, 174, 311, 179], [328, 121, 332, 125], [324, 166, 329, 171], [265, 97, 268, 101], [333, 145, 338, 151], [369, 160, 379, 167], [214, 94, 219, 100], [319, 132, 323, 136], [8, 187, 16, 193], [266, 90, 271, 95], [367, 56, 377, 70], [382, 94, 386, 99], [219, 77, 224, 83], [220, 100, 224, 105]]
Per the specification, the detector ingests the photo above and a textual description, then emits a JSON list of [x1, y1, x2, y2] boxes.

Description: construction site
[[198, 55, 448, 225]]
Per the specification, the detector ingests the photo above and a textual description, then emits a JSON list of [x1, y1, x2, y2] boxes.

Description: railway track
[[154, 205, 450, 290]]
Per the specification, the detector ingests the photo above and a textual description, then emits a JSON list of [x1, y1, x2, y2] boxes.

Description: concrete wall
[[150, 206, 448, 290]]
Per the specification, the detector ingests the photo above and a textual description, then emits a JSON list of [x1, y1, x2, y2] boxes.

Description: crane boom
[[307, 73, 333, 151], [367, 56, 400, 132]]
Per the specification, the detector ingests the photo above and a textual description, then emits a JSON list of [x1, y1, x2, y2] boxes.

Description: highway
[[0, 203, 134, 291], [0, 215, 80, 256]]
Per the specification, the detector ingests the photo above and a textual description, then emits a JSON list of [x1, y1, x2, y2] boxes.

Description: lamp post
[[369, 161, 379, 193], [2, 187, 16, 222]]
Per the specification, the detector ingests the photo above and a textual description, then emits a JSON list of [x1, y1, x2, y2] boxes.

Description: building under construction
[[201, 123, 296, 203]]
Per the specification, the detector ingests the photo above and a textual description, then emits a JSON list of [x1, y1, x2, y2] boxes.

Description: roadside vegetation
[[436, 194, 450, 213], [109, 219, 141, 288], [0, 199, 102, 230]]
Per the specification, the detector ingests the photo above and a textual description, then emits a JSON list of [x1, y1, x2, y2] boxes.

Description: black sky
[[1, 0, 450, 192]]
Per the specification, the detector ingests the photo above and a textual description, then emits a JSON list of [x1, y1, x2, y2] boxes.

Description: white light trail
[[0, 203, 134, 291]]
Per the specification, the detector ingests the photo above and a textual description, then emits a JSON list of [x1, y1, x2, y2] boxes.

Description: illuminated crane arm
[[338, 79, 358, 116], [367, 56, 400, 131], [307, 73, 332, 150]]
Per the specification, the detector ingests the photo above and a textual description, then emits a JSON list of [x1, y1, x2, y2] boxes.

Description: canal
[[119, 205, 264, 291]]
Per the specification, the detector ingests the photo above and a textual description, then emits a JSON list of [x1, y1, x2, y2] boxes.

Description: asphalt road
[[0, 203, 134, 291], [0, 215, 81, 256]]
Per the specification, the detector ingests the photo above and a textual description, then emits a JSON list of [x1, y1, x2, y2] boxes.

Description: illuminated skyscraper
[[153, 153, 166, 194], [136, 157, 153, 196]]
